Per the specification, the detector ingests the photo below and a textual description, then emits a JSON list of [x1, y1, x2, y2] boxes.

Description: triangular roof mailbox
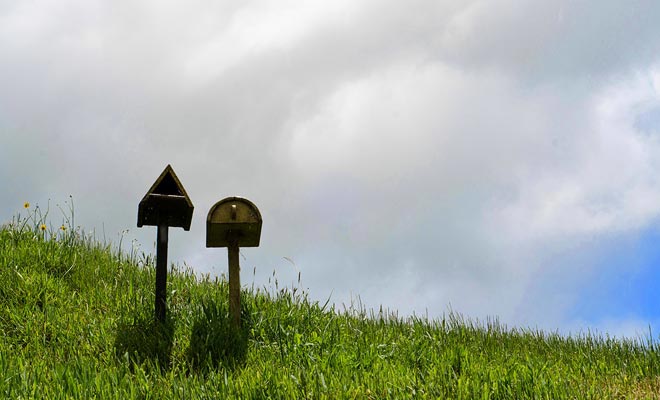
[[137, 165, 194, 230]]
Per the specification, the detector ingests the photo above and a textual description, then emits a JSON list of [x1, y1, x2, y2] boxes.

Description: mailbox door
[[206, 197, 262, 247]]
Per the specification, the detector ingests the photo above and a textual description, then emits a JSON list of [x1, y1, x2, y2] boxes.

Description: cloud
[[2, 0, 660, 335], [438, 1, 660, 81]]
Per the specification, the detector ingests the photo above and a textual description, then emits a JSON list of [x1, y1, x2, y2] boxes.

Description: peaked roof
[[140, 164, 193, 207]]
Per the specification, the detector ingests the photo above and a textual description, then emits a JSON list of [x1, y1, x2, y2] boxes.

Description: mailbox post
[[206, 197, 262, 327], [137, 165, 193, 322]]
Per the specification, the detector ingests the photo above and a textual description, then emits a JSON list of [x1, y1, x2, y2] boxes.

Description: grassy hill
[[2, 206, 660, 399]]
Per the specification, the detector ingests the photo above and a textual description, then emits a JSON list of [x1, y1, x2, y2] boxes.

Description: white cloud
[[3, 0, 660, 336], [493, 70, 660, 242], [184, 0, 359, 86]]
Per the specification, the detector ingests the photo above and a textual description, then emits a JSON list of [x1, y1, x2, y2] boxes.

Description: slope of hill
[[1, 207, 660, 399]]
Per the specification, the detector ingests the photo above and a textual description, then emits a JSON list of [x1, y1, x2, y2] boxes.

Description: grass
[[2, 201, 660, 399]]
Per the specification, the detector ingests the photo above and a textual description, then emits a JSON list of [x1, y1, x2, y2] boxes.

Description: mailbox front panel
[[206, 222, 261, 247], [138, 194, 193, 230], [206, 197, 262, 247]]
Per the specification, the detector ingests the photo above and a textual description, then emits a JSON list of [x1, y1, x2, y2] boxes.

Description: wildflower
[[24, 202, 30, 209], [60, 225, 67, 231], [39, 224, 47, 231]]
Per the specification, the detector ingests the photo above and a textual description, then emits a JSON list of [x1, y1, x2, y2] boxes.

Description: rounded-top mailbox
[[206, 197, 262, 248]]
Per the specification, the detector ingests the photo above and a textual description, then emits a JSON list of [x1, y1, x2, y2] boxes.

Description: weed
[[1, 202, 660, 398]]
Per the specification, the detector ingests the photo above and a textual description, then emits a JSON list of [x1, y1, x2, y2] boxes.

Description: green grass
[[2, 203, 660, 399]]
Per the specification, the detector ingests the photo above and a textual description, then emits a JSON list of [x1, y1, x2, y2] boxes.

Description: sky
[[3, 0, 660, 338]]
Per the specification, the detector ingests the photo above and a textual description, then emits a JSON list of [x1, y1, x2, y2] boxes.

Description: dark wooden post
[[228, 237, 241, 327], [155, 224, 169, 322]]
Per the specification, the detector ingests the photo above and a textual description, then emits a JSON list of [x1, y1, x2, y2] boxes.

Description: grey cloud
[[3, 1, 660, 333], [437, 1, 660, 82]]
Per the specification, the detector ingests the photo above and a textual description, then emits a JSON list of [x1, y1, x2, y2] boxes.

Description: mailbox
[[137, 164, 194, 322], [137, 165, 194, 231], [206, 197, 262, 247]]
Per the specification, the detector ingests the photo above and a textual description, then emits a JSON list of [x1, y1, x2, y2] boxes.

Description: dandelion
[[39, 224, 47, 231], [24, 202, 30, 209]]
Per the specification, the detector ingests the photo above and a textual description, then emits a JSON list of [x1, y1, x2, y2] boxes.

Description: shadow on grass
[[187, 299, 251, 372], [114, 312, 175, 370]]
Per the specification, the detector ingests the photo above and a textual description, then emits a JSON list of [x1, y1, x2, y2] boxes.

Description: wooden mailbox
[[206, 197, 262, 248], [137, 164, 194, 322], [138, 165, 194, 231], [206, 196, 262, 327]]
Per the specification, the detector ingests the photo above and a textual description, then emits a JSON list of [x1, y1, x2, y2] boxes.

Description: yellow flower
[[60, 225, 67, 231], [23, 202, 30, 209], [39, 224, 47, 231]]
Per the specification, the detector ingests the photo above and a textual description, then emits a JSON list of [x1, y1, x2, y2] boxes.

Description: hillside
[[1, 207, 660, 399]]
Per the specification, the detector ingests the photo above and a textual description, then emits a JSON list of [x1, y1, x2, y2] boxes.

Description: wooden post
[[137, 165, 193, 324], [155, 224, 169, 322], [228, 238, 241, 328], [206, 197, 262, 328]]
